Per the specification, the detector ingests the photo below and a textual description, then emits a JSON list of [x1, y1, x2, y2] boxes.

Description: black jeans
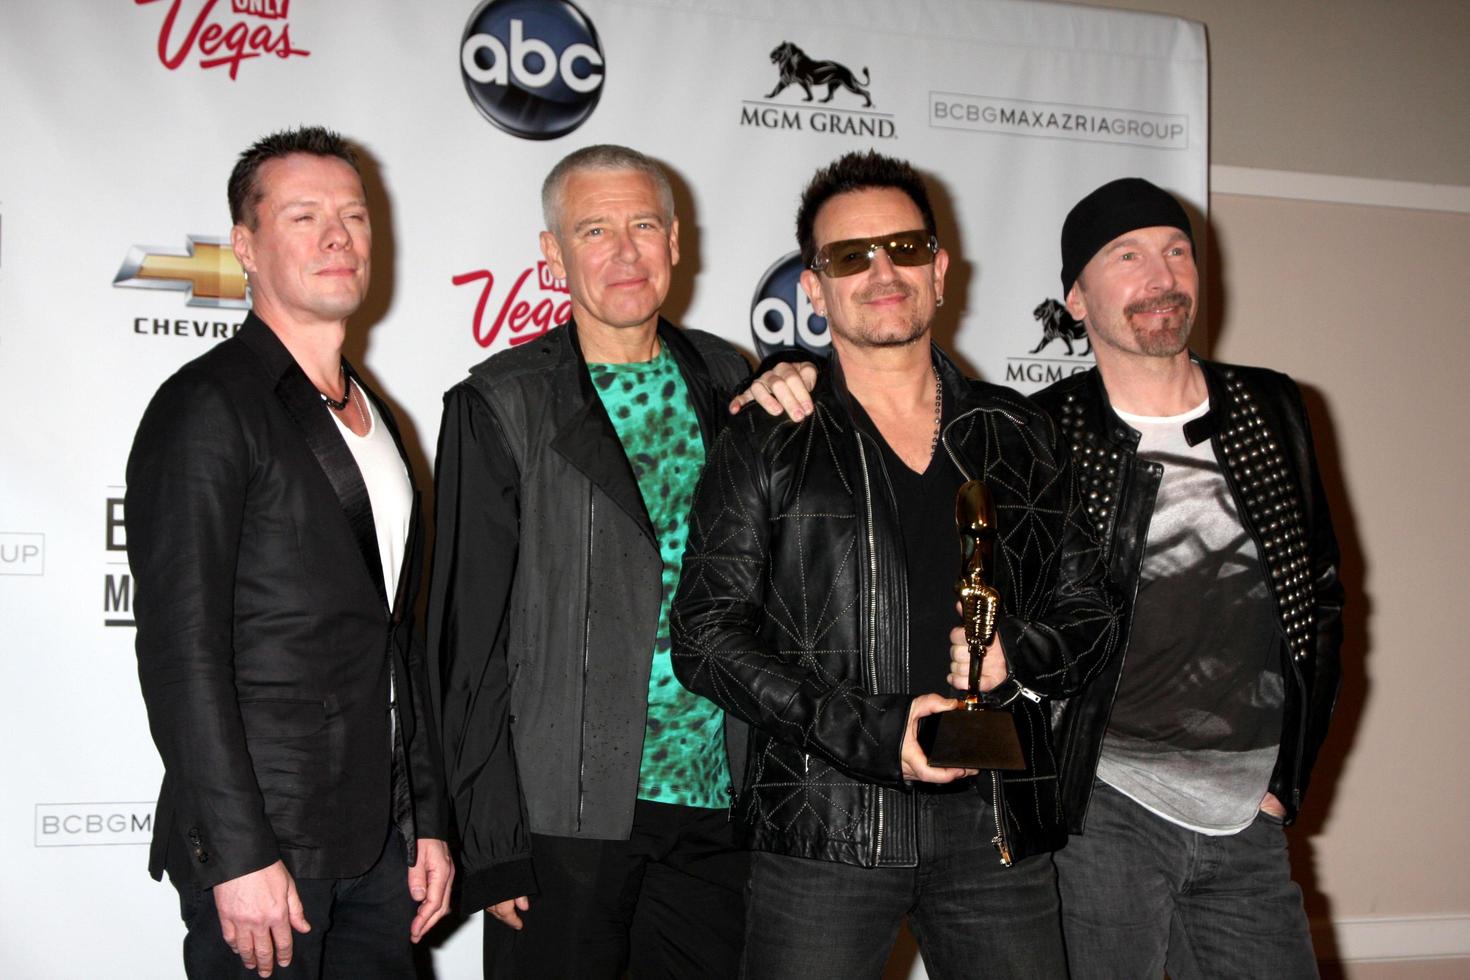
[[483, 799, 747, 979], [742, 784, 1067, 980], [175, 825, 417, 979], [1054, 781, 1318, 980]]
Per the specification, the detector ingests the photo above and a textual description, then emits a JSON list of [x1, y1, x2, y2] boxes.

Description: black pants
[[175, 825, 417, 979], [484, 799, 747, 979]]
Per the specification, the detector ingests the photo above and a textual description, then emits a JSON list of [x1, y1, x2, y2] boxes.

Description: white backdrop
[[0, 1, 1204, 975]]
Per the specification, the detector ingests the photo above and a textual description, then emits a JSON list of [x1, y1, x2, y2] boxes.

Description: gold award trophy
[[918, 480, 1026, 770]]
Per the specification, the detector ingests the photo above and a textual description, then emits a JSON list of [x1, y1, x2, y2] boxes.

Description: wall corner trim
[[1211, 165, 1470, 215]]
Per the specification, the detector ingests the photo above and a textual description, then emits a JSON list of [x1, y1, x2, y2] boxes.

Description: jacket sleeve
[[401, 616, 450, 841], [671, 413, 913, 788], [127, 372, 279, 887], [1285, 376, 1345, 806], [426, 385, 537, 910], [993, 416, 1123, 700]]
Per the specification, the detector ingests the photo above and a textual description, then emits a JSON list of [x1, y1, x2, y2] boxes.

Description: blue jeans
[[742, 784, 1067, 980], [1054, 781, 1317, 980]]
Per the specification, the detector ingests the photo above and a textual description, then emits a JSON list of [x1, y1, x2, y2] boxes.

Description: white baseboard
[[1211, 165, 1470, 215], [1318, 914, 1470, 962]]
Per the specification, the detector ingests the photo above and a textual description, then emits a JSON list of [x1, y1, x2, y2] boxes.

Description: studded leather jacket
[[1035, 359, 1343, 829], [672, 347, 1120, 869]]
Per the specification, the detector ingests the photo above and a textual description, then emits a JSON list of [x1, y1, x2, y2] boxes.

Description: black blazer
[[127, 313, 446, 887]]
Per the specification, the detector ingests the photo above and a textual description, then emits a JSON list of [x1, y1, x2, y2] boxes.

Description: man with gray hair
[[429, 144, 805, 977]]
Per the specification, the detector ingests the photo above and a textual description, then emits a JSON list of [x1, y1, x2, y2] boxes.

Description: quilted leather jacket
[[1035, 360, 1343, 829], [672, 347, 1120, 868]]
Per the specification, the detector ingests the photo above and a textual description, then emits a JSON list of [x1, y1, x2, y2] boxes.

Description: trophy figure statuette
[[917, 479, 1026, 770]]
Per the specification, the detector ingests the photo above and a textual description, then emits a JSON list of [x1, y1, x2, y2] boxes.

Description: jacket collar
[[548, 316, 715, 548], [237, 311, 401, 615], [1071, 354, 1223, 449], [819, 339, 1017, 428]]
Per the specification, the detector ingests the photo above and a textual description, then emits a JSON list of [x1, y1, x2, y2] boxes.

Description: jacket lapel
[[659, 319, 718, 451], [353, 369, 421, 623], [239, 313, 389, 612], [548, 319, 657, 547], [352, 371, 423, 625]]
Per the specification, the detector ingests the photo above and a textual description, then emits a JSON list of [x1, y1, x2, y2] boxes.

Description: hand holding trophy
[[917, 479, 1026, 770]]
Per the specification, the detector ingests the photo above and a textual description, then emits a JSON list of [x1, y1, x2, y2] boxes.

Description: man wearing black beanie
[[952, 177, 1343, 978]]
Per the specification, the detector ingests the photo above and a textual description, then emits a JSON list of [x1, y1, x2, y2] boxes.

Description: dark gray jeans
[[742, 784, 1068, 980], [1054, 780, 1318, 980]]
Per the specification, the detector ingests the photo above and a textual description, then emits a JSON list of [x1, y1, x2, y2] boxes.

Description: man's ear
[[799, 268, 826, 317], [231, 223, 256, 275], [668, 217, 680, 268], [1065, 281, 1087, 323], [539, 230, 566, 280]]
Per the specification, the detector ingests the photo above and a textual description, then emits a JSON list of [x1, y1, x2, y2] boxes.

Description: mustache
[[855, 281, 916, 304], [1125, 291, 1193, 316]]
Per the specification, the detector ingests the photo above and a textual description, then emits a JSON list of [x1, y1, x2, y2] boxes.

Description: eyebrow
[[1105, 231, 1189, 254], [572, 211, 665, 233]]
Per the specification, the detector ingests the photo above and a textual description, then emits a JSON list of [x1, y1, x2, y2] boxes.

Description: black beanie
[[1060, 177, 1194, 294]]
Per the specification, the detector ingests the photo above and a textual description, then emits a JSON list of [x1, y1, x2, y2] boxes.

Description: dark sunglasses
[[810, 229, 940, 278]]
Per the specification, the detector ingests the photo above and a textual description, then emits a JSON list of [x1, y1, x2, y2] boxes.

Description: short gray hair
[[541, 144, 676, 237]]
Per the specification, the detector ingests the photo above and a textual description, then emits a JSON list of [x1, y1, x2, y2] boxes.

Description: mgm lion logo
[[766, 41, 872, 108], [1031, 298, 1091, 356]]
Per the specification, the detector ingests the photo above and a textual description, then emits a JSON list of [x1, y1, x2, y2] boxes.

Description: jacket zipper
[[855, 435, 883, 863], [577, 494, 595, 830], [990, 770, 1013, 866], [942, 407, 1018, 865]]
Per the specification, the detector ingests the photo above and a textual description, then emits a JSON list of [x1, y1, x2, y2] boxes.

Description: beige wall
[[1070, 0, 1470, 185], [1065, 0, 1470, 969], [1209, 194, 1470, 956]]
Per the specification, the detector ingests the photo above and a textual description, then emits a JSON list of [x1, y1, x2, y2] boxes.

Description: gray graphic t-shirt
[[1096, 399, 1285, 834]]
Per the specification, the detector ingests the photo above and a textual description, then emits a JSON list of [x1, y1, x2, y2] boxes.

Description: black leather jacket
[[672, 347, 1120, 868], [1035, 360, 1344, 829]]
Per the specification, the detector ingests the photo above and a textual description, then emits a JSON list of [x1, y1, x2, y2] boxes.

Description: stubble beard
[[840, 281, 932, 349]]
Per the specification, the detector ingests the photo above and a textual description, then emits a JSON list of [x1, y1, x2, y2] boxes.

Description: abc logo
[[750, 252, 830, 360], [460, 0, 604, 141]]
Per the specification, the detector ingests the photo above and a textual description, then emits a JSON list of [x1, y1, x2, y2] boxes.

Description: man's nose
[[866, 247, 900, 278], [321, 215, 351, 249], [613, 230, 640, 263], [1142, 252, 1176, 291]]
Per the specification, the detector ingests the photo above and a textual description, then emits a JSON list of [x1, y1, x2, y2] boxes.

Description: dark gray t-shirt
[[1096, 399, 1285, 834]]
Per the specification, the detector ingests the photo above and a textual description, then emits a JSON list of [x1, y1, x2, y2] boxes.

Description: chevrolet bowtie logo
[[113, 237, 249, 308]]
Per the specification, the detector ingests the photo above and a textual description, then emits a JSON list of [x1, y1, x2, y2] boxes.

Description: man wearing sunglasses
[[953, 178, 1343, 978], [671, 151, 1119, 978]]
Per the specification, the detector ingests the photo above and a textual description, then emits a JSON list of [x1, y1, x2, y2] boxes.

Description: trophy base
[[918, 704, 1026, 771]]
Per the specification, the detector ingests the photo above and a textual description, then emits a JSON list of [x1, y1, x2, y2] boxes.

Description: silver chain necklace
[[930, 370, 944, 453]]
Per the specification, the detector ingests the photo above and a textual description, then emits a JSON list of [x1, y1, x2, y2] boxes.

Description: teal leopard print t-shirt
[[588, 346, 729, 809]]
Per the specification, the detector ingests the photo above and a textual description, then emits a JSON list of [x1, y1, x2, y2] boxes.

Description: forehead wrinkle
[[275, 195, 366, 211]]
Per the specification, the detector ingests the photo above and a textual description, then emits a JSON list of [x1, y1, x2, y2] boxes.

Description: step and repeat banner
[[0, 1, 1204, 974]]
